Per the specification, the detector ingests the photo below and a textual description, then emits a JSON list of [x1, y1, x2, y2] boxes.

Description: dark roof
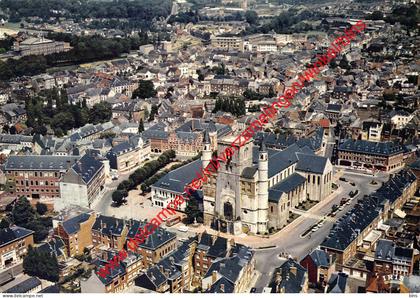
[[326, 103, 342, 112], [0, 226, 34, 247], [39, 285, 60, 293], [321, 170, 416, 251], [126, 219, 176, 250], [270, 173, 306, 199], [207, 237, 228, 258], [296, 153, 328, 174], [72, 154, 104, 184], [5, 277, 41, 293], [338, 139, 403, 156], [241, 167, 258, 179], [309, 249, 330, 268], [4, 155, 79, 171], [327, 272, 348, 293], [205, 276, 235, 293], [62, 213, 91, 235], [269, 258, 307, 293], [92, 215, 125, 236], [152, 159, 202, 194]]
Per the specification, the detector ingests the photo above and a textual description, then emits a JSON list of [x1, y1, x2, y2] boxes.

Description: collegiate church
[[201, 130, 333, 235]]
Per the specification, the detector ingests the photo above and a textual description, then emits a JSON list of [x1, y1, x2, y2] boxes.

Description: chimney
[[290, 266, 297, 276], [329, 254, 333, 265], [159, 265, 164, 273], [212, 271, 217, 284], [275, 271, 282, 284], [220, 283, 225, 293]]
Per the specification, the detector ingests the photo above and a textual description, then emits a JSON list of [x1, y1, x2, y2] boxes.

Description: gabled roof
[[92, 215, 125, 237], [62, 213, 91, 235]]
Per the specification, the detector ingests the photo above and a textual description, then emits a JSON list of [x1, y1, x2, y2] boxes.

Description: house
[[135, 238, 196, 293], [325, 272, 349, 293], [53, 208, 96, 257], [320, 170, 417, 267], [202, 243, 255, 293], [126, 219, 177, 268], [0, 226, 34, 270], [373, 239, 414, 278], [57, 153, 106, 210], [300, 249, 335, 288], [92, 215, 128, 251], [81, 250, 142, 293], [268, 258, 308, 293]]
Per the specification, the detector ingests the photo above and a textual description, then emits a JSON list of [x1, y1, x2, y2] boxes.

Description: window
[[270, 206, 273, 213], [317, 176, 320, 185]]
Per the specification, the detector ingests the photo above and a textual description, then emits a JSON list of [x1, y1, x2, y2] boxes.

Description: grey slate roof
[[72, 154, 104, 184], [4, 277, 41, 293], [4, 155, 80, 171], [62, 213, 91, 235], [0, 226, 34, 247], [92, 215, 125, 237], [309, 249, 330, 268], [338, 139, 403, 156], [127, 219, 176, 250], [326, 272, 348, 293], [296, 153, 328, 174], [269, 258, 307, 293], [153, 159, 202, 194], [321, 170, 416, 251]]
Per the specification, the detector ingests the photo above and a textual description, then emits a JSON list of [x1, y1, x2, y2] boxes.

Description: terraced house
[[320, 169, 417, 267]]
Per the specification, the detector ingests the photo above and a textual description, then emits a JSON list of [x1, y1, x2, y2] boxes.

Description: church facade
[[202, 133, 333, 235]]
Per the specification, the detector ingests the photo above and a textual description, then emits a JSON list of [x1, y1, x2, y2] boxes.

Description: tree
[[132, 80, 157, 99], [148, 104, 159, 121], [36, 202, 48, 216], [89, 102, 112, 124], [112, 190, 126, 206], [184, 193, 203, 224], [23, 246, 59, 282], [12, 197, 35, 226], [0, 217, 11, 228], [138, 119, 144, 133], [245, 10, 258, 25]]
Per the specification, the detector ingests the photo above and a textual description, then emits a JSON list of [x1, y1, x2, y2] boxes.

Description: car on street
[[178, 225, 189, 232], [339, 177, 347, 182]]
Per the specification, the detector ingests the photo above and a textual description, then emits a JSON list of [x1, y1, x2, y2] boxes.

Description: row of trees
[[212, 97, 246, 117], [0, 33, 148, 81], [25, 88, 112, 136], [0, 197, 51, 242], [112, 150, 176, 205], [0, 0, 172, 25]]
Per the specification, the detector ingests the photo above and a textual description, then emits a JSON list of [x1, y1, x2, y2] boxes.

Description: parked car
[[178, 225, 189, 232], [339, 177, 347, 182]]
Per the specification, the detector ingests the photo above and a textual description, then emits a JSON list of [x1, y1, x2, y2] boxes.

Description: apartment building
[[53, 209, 96, 257]]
